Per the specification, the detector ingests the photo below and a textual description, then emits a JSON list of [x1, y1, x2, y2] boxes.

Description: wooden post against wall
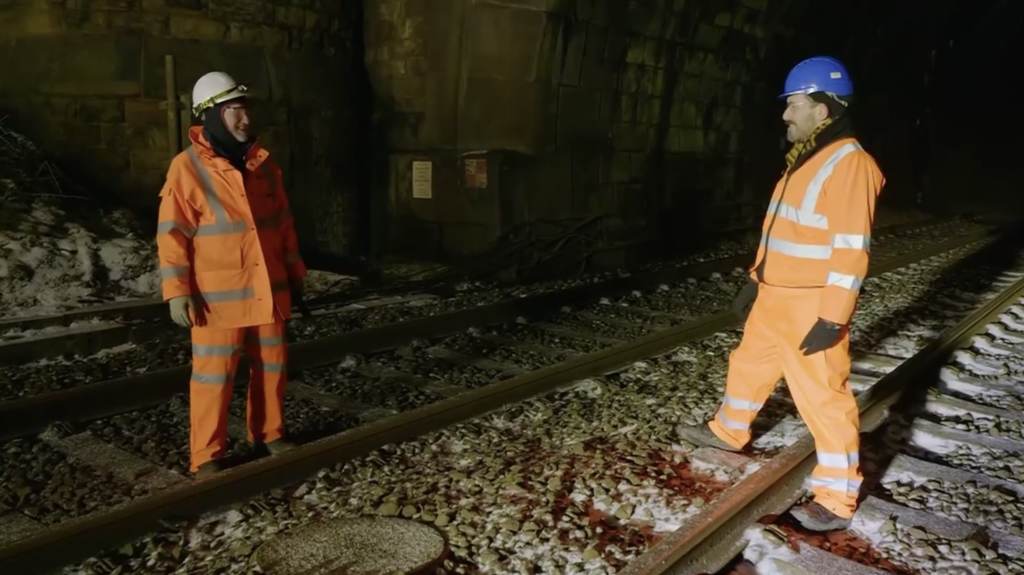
[[164, 55, 180, 158], [178, 93, 192, 151]]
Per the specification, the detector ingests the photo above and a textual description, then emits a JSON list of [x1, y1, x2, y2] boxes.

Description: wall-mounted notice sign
[[411, 160, 433, 199], [464, 158, 487, 188]]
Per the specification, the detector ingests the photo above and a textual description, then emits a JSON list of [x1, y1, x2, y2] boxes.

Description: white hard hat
[[191, 71, 248, 116]]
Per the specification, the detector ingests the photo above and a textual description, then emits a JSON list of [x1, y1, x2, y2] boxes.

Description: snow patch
[[741, 526, 803, 573], [0, 122, 159, 317], [753, 416, 806, 451]]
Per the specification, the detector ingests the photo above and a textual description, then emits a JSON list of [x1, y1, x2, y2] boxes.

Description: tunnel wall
[[758, 0, 955, 213], [0, 0, 360, 255], [758, 0, 1022, 220], [367, 0, 779, 268]]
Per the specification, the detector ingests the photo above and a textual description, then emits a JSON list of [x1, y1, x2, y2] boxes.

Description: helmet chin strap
[[202, 101, 253, 171]]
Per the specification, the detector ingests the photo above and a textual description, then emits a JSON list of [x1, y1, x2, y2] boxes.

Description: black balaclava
[[202, 99, 253, 172], [808, 91, 857, 145], [809, 91, 852, 121]]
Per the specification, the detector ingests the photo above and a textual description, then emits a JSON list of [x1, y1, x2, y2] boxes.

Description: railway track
[[0, 217, 1012, 574], [0, 218, 982, 439], [0, 216, 964, 369], [660, 263, 1024, 575], [617, 256, 1024, 575]]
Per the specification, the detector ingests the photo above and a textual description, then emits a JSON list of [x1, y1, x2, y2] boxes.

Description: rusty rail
[[621, 235, 1024, 575]]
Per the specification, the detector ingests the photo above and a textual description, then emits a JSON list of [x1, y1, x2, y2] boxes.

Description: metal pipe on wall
[[164, 55, 180, 158]]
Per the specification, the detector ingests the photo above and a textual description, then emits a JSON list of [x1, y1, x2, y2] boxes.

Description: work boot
[[789, 501, 852, 532], [194, 459, 226, 479], [677, 423, 743, 453], [254, 437, 299, 456]]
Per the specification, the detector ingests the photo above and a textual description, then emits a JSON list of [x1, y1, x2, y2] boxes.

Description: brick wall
[[366, 0, 778, 267], [0, 0, 360, 255]]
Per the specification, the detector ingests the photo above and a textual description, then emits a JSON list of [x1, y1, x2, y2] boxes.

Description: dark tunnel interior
[[0, 0, 1020, 283], [4, 2, 1024, 573], [775, 0, 1023, 217]]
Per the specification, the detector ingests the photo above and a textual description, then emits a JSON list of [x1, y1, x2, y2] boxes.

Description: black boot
[[194, 459, 226, 479], [254, 437, 299, 456], [790, 501, 852, 531]]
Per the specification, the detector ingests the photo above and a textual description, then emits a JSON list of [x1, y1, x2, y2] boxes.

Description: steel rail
[[620, 244, 1024, 575], [0, 292, 436, 367], [0, 223, 993, 443], [0, 252, 750, 441], [0, 223, 1001, 574], [0, 217, 961, 367], [0, 298, 164, 333]]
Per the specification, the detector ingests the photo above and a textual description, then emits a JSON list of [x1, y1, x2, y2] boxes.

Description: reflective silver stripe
[[201, 286, 256, 303], [765, 142, 863, 231], [800, 141, 863, 218], [760, 234, 832, 260], [186, 147, 249, 237], [825, 271, 862, 291], [716, 411, 750, 431], [832, 233, 869, 250], [157, 221, 196, 238], [810, 476, 862, 494], [723, 395, 763, 411], [767, 199, 828, 230], [194, 220, 249, 236], [255, 214, 282, 229], [259, 334, 285, 346], [159, 265, 189, 279], [817, 451, 859, 469], [191, 372, 231, 385], [260, 362, 286, 373], [255, 210, 293, 230], [192, 343, 242, 357]]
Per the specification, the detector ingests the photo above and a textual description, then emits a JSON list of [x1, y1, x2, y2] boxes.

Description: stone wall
[[366, 0, 778, 268], [0, 0, 360, 254]]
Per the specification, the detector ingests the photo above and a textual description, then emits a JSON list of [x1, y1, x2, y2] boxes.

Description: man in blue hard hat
[[678, 56, 885, 532]]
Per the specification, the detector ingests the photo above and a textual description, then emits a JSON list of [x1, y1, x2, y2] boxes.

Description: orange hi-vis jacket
[[156, 127, 307, 329], [751, 137, 885, 326]]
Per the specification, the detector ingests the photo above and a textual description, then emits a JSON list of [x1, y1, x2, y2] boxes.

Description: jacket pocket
[[193, 268, 252, 307]]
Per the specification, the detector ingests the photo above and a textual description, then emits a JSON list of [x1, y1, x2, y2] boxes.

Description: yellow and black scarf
[[784, 117, 834, 171]]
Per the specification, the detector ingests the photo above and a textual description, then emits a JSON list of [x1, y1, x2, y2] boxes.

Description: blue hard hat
[[780, 56, 854, 98]]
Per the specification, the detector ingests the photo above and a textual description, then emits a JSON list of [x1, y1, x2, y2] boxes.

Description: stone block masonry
[[367, 0, 777, 268], [0, 0, 361, 255]]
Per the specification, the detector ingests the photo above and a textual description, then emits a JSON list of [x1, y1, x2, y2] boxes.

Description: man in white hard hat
[[155, 71, 306, 477]]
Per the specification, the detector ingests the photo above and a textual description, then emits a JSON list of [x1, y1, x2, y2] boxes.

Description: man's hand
[[168, 296, 195, 328], [799, 318, 844, 355]]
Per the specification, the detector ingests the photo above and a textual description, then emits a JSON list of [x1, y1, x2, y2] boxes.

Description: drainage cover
[[254, 516, 448, 575]]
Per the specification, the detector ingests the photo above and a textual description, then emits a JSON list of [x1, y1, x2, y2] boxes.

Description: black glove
[[799, 318, 844, 355], [732, 280, 759, 321]]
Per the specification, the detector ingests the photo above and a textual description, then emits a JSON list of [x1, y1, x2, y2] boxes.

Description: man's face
[[220, 101, 250, 142], [782, 94, 827, 143]]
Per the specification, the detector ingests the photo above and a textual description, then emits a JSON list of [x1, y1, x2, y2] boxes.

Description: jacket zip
[[753, 171, 792, 283]]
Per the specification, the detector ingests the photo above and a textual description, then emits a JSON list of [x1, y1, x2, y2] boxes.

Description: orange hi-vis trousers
[[708, 283, 862, 518], [189, 319, 287, 472]]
